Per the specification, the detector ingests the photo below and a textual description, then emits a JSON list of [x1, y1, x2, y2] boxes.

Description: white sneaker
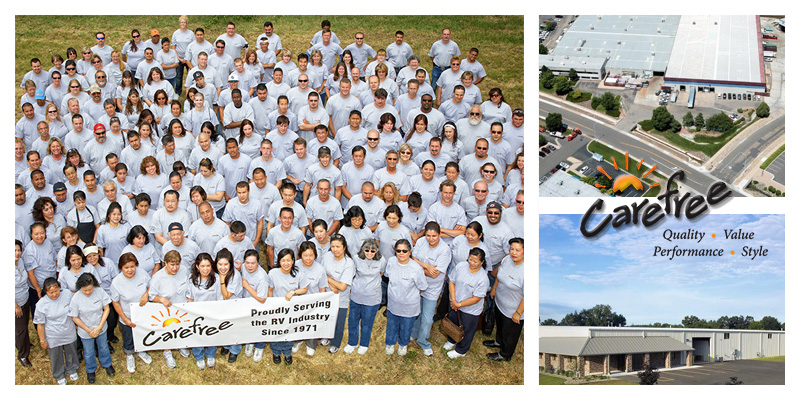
[[57, 378, 67, 385], [447, 350, 465, 359], [163, 351, 177, 369], [196, 359, 206, 370], [343, 344, 357, 354], [443, 341, 456, 351], [207, 357, 216, 368], [385, 345, 395, 355], [320, 338, 330, 346], [253, 348, 264, 362], [292, 342, 302, 353], [357, 346, 369, 355], [68, 372, 79, 381], [126, 354, 136, 373], [137, 352, 152, 364], [423, 348, 434, 357], [244, 344, 254, 357], [179, 348, 190, 358], [306, 347, 315, 356], [398, 345, 408, 356], [329, 346, 339, 354]]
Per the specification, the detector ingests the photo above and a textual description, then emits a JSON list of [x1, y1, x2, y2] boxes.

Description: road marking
[[661, 371, 696, 378]]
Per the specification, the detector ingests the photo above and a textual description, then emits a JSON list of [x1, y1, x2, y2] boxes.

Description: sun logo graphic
[[150, 307, 191, 328], [594, 152, 659, 194]]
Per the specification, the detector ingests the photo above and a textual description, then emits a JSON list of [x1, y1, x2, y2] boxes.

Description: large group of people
[[15, 16, 524, 385]]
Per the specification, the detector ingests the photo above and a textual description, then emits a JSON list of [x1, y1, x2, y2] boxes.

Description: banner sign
[[130, 293, 339, 352]]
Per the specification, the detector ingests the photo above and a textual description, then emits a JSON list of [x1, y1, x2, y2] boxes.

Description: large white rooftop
[[665, 15, 764, 86], [539, 170, 605, 197]]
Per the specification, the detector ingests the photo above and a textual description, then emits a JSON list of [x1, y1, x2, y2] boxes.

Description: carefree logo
[[142, 310, 234, 347], [594, 152, 659, 194], [580, 171, 732, 238]]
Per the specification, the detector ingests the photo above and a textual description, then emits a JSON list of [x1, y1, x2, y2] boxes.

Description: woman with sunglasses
[[344, 238, 385, 355], [383, 239, 427, 356], [105, 51, 127, 93], [435, 56, 464, 108], [481, 88, 512, 125], [122, 29, 146, 77], [76, 47, 94, 77], [396, 143, 420, 178], [477, 162, 503, 203], [143, 68, 176, 107], [45, 74, 66, 118], [60, 76, 90, 113]]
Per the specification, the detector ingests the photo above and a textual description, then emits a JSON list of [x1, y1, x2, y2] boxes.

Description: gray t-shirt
[[68, 287, 112, 339], [450, 261, 489, 316], [321, 252, 355, 308], [495, 256, 524, 320], [385, 257, 427, 318], [33, 290, 77, 347], [267, 267, 307, 298], [187, 273, 222, 302], [110, 268, 150, 324], [350, 256, 386, 306], [412, 239, 452, 301]]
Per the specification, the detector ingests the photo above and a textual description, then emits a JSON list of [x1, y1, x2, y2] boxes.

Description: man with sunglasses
[[405, 94, 445, 138], [459, 138, 500, 186], [426, 180, 466, 245], [487, 122, 515, 176], [84, 85, 107, 122], [503, 109, 525, 151], [463, 180, 490, 221], [287, 74, 317, 116], [91, 32, 114, 65], [209, 40, 235, 90], [503, 190, 524, 234], [83, 124, 118, 172], [470, 201, 513, 271]]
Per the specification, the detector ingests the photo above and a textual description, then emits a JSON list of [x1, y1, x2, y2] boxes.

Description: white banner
[[130, 292, 339, 352]]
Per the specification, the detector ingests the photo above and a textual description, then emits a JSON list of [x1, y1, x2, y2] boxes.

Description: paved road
[[765, 152, 786, 185], [616, 360, 785, 385], [540, 99, 743, 196], [710, 115, 785, 183]]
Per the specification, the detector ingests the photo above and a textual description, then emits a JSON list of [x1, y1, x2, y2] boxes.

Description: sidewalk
[[539, 93, 620, 126], [704, 108, 785, 170], [735, 132, 785, 191]]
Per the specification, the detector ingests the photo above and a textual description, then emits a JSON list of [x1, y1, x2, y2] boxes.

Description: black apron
[[75, 207, 96, 244]]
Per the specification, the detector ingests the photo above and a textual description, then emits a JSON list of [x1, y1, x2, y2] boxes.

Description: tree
[[637, 364, 660, 385], [539, 134, 547, 147], [545, 113, 563, 132], [568, 68, 579, 82], [541, 70, 555, 89], [651, 106, 677, 132], [545, 21, 555, 31], [756, 102, 770, 118], [554, 76, 573, 95], [559, 304, 626, 327], [568, 90, 583, 101], [541, 318, 559, 326], [539, 44, 549, 55], [760, 316, 782, 331], [706, 112, 735, 132], [669, 119, 682, 133], [683, 112, 695, 127], [695, 113, 705, 130], [600, 92, 617, 111], [682, 315, 701, 328]]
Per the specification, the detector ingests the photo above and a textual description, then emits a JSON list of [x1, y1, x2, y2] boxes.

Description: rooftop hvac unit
[[661, 17, 666, 22], [618, 41, 622, 45], [575, 190, 581, 194], [651, 51, 655, 56], [559, 181, 564, 186], [624, 28, 628, 31], [693, 21, 696, 25], [577, 47, 582, 51], [590, 26, 594, 30], [657, 28, 661, 33], [630, 17, 634, 21], [598, 16, 602, 20], [714, 21, 718, 25]]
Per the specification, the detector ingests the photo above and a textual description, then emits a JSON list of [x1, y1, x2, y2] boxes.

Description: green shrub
[[776, 190, 782, 196], [737, 108, 744, 113], [768, 186, 776, 193], [639, 120, 654, 131], [752, 180, 759, 185], [606, 109, 621, 117]]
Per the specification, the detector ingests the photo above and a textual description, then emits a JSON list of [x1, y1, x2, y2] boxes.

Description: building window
[[768, 334, 773, 339], [724, 333, 730, 339]]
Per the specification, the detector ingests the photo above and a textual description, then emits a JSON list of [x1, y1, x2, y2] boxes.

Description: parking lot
[[765, 151, 786, 185], [617, 360, 785, 385]]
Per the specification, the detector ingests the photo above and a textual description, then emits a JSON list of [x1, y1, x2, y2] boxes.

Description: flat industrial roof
[[539, 170, 605, 197], [665, 15, 765, 87], [539, 54, 607, 71], [540, 336, 694, 356], [550, 15, 681, 73]]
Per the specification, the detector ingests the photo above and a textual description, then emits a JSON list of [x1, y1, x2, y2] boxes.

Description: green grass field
[[760, 145, 785, 169], [753, 355, 785, 362], [14, 15, 523, 120]]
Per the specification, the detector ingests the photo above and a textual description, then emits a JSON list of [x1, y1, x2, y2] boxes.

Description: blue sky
[[539, 214, 785, 325]]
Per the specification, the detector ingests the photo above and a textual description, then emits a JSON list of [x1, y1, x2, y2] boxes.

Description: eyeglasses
[[66, 67, 76, 71], [97, 76, 106, 79], [476, 146, 488, 150], [298, 79, 309, 82], [216, 45, 225, 49], [367, 137, 379, 141], [364, 249, 376, 253], [132, 34, 140, 38], [97, 36, 105, 40], [69, 85, 80, 88], [95, 131, 106, 135], [83, 51, 91, 55], [487, 211, 501, 215], [308, 99, 318, 102], [356, 37, 364, 40], [491, 130, 502, 134], [386, 157, 398, 161], [469, 112, 481, 116], [395, 249, 409, 253], [512, 109, 524, 116], [482, 169, 497, 174], [92, 60, 101, 64], [421, 99, 433, 102], [52, 77, 61, 80], [400, 151, 412, 155], [474, 189, 487, 193], [491, 93, 501, 98], [516, 200, 524, 204], [451, 63, 460, 66]]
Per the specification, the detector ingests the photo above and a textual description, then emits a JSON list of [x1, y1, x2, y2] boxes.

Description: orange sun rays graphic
[[150, 307, 191, 327], [595, 152, 660, 193]]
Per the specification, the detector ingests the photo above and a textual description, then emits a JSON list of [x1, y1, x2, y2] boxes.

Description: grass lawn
[[539, 373, 566, 385], [760, 145, 785, 169], [14, 15, 523, 119], [753, 355, 785, 362], [16, 314, 523, 385]]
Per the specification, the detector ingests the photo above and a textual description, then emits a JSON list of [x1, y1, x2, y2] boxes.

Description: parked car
[[579, 166, 589, 174], [546, 144, 557, 151], [541, 147, 551, 154], [567, 133, 576, 141], [722, 93, 727, 100], [550, 168, 558, 174], [655, 90, 661, 95]]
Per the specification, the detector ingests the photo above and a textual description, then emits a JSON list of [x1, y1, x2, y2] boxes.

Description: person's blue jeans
[[225, 344, 242, 355], [119, 323, 135, 354], [174, 62, 186, 96], [166, 76, 179, 95], [81, 331, 112, 373], [254, 342, 266, 350], [347, 300, 380, 347], [431, 65, 446, 93], [331, 307, 348, 348], [270, 341, 293, 356], [410, 297, 437, 350], [385, 310, 416, 346], [192, 346, 217, 361]]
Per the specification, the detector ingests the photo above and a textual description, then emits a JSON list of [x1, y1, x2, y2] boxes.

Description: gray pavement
[[710, 115, 785, 183], [765, 152, 786, 186], [616, 360, 785, 385]]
